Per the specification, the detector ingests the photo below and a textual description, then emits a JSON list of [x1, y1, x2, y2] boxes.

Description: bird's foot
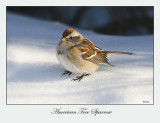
[[62, 70, 72, 76], [72, 73, 91, 81]]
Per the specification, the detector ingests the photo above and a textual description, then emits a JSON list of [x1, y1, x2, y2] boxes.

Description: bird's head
[[61, 28, 84, 45]]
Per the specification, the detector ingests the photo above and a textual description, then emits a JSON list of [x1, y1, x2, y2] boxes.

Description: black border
[[6, 6, 154, 105]]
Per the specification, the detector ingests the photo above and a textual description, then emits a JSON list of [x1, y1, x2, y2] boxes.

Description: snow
[[7, 13, 153, 104]]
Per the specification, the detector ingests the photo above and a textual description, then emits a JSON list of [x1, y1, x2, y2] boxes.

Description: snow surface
[[7, 13, 153, 104]]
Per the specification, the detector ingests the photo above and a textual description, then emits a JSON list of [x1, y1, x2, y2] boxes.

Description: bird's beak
[[62, 38, 67, 42]]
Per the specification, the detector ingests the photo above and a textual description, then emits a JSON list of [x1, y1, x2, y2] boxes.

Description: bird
[[56, 28, 133, 81]]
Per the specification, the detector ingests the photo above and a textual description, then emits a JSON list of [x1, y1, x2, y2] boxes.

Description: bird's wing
[[82, 38, 103, 52], [75, 45, 96, 59], [74, 43, 113, 66]]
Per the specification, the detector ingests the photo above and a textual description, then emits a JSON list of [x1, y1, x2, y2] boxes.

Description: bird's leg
[[62, 70, 72, 76], [72, 73, 91, 81]]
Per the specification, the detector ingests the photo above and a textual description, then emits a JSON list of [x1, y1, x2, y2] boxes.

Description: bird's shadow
[[7, 58, 139, 83], [7, 62, 75, 83]]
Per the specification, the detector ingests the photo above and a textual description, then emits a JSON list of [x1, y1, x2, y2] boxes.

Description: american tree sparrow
[[56, 29, 133, 81]]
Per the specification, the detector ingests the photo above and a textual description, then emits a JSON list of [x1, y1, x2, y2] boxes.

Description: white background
[[0, 0, 160, 122]]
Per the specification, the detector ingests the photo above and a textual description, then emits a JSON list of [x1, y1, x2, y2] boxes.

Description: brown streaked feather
[[75, 45, 95, 59], [86, 52, 113, 66], [82, 38, 102, 52], [71, 45, 113, 66], [69, 38, 112, 66]]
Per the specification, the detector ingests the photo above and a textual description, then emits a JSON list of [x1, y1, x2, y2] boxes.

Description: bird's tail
[[94, 50, 133, 67], [104, 51, 133, 56], [99, 51, 133, 66]]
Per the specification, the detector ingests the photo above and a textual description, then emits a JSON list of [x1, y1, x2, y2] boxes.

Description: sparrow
[[56, 28, 133, 81]]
